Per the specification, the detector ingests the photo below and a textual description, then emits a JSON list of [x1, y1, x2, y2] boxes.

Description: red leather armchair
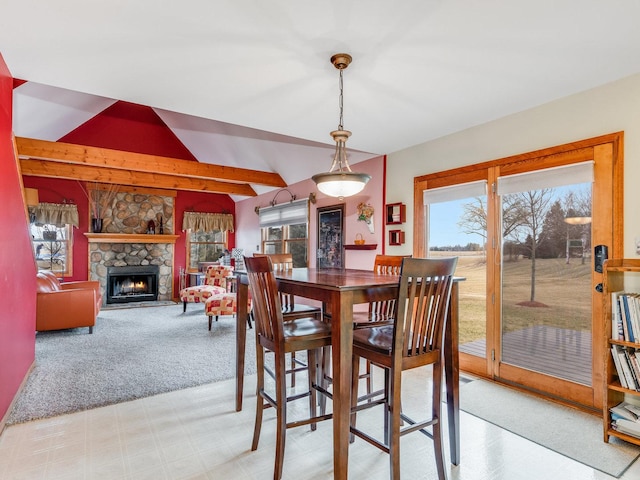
[[36, 271, 103, 334]]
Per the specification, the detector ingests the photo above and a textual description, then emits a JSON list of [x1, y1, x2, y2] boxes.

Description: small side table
[[188, 272, 205, 287]]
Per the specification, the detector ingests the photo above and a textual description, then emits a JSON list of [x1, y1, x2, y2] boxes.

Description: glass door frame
[[413, 132, 623, 410]]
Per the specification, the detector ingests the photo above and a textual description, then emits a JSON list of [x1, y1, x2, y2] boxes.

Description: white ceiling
[[4, 1, 640, 198]]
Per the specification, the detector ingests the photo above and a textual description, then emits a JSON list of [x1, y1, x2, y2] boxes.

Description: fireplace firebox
[[106, 265, 159, 304]]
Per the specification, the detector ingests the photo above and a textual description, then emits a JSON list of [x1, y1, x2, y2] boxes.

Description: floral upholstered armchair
[[179, 264, 234, 312]]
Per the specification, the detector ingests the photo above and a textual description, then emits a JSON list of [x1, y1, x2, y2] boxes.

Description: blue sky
[[428, 183, 591, 248]]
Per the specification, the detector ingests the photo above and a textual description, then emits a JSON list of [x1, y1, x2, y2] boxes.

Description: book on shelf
[[612, 291, 625, 340], [612, 345, 629, 389], [610, 402, 639, 422], [611, 345, 640, 390], [614, 418, 640, 438], [621, 294, 635, 342], [611, 292, 640, 342], [627, 349, 640, 390], [632, 293, 640, 340]]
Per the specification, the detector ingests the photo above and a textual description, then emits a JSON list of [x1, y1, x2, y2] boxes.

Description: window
[[186, 230, 228, 271], [259, 198, 309, 267], [29, 202, 78, 277], [261, 224, 308, 266], [182, 212, 234, 271], [31, 223, 73, 276]]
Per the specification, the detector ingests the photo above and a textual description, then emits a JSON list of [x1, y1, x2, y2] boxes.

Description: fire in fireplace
[[106, 265, 159, 304]]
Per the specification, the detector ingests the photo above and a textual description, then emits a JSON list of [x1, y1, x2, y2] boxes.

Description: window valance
[[182, 212, 235, 233], [30, 202, 79, 228]]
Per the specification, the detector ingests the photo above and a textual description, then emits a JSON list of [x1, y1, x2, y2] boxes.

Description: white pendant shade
[[313, 172, 371, 198]]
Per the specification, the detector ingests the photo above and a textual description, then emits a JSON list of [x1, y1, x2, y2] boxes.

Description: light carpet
[[7, 303, 256, 425], [460, 379, 640, 478]]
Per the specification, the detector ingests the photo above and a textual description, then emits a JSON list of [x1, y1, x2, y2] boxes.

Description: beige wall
[[386, 72, 640, 258]]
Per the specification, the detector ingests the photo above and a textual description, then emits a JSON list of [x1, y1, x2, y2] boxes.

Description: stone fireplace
[[86, 189, 178, 305]]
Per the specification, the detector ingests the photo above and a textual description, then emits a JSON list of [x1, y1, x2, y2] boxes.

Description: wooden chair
[[349, 257, 458, 480], [244, 255, 332, 480], [321, 254, 409, 400], [254, 253, 323, 386]]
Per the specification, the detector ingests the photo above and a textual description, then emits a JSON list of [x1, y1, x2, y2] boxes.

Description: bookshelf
[[603, 259, 640, 445]]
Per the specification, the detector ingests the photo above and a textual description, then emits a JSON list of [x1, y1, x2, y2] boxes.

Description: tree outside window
[[261, 223, 308, 267], [31, 223, 73, 276], [186, 230, 227, 271]]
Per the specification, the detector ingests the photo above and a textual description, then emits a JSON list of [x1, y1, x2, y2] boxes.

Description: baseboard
[[0, 359, 35, 436]]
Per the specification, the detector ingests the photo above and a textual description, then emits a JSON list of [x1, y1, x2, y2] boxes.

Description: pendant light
[[312, 53, 371, 198]]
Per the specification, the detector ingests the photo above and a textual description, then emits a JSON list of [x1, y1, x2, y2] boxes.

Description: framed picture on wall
[[317, 204, 344, 268]]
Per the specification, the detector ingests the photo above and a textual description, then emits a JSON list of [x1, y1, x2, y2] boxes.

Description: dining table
[[234, 267, 461, 479]]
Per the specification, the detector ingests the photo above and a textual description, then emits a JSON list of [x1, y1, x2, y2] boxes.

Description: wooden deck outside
[[459, 325, 592, 386]]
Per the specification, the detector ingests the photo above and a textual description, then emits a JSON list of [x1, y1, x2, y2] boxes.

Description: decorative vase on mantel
[[91, 218, 103, 233]]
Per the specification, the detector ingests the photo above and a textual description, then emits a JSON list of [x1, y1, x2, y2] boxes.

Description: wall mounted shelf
[[385, 203, 406, 225], [389, 230, 405, 246], [344, 244, 378, 250]]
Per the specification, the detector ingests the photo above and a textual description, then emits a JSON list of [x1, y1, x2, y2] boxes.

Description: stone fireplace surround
[[86, 190, 177, 305]]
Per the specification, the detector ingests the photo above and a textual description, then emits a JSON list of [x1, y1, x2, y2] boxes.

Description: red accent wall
[[174, 190, 236, 295], [59, 101, 198, 160], [21, 176, 91, 282], [0, 53, 36, 425]]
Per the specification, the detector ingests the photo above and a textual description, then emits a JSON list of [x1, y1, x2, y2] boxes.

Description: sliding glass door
[[497, 164, 593, 387], [415, 134, 621, 409]]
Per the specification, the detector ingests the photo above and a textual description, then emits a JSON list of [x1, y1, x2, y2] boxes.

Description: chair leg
[[431, 361, 446, 480], [307, 349, 318, 431], [350, 353, 361, 443], [291, 352, 297, 388], [384, 367, 391, 444], [247, 313, 252, 329], [252, 346, 266, 451], [183, 301, 187, 313], [208, 315, 212, 331], [365, 360, 373, 399], [274, 349, 288, 480], [389, 368, 402, 480], [319, 345, 331, 415]]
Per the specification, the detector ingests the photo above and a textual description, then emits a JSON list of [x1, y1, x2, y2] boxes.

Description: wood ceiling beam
[[16, 137, 287, 189], [20, 159, 258, 197]]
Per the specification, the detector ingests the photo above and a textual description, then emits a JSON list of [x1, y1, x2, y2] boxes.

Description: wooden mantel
[[84, 233, 179, 244]]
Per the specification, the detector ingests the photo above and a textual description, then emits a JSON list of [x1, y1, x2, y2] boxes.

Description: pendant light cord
[[338, 68, 344, 131]]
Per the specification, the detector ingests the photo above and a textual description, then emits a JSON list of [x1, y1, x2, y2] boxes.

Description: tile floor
[[1, 370, 639, 480]]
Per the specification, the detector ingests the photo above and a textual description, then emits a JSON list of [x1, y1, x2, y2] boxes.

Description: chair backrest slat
[[394, 257, 457, 359], [253, 253, 296, 308], [368, 254, 411, 318], [245, 256, 285, 346]]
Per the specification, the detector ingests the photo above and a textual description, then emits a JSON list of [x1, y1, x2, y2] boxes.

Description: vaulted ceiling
[[4, 1, 640, 200]]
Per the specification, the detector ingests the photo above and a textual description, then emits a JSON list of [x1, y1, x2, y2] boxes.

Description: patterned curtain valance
[[30, 202, 79, 228], [182, 212, 234, 233]]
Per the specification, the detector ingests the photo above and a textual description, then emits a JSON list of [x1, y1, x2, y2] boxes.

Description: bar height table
[[235, 268, 462, 478]]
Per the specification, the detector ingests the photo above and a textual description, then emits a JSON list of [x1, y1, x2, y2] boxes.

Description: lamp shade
[[312, 172, 371, 198]]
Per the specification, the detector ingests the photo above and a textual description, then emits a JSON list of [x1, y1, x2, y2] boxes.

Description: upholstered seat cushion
[[180, 284, 226, 304]]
